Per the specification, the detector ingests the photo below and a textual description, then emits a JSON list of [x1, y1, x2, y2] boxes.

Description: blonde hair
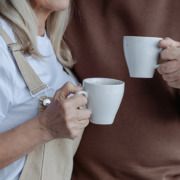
[[0, 0, 74, 67]]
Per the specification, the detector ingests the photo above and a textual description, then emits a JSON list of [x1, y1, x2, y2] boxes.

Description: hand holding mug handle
[[158, 38, 180, 89]]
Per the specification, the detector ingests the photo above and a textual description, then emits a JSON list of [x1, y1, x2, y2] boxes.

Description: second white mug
[[123, 36, 162, 78], [76, 78, 125, 125]]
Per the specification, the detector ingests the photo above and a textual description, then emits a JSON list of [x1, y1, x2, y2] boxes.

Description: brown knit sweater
[[66, 0, 180, 179]]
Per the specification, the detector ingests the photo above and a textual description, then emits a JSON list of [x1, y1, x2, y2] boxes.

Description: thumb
[[158, 37, 180, 48]]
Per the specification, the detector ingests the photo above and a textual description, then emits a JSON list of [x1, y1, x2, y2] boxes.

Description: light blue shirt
[[0, 18, 76, 180]]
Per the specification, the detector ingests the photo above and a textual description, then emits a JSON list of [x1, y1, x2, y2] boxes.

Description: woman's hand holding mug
[[38, 82, 91, 141]]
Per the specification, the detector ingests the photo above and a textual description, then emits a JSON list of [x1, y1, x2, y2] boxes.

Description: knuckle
[[76, 95, 87, 104], [177, 52, 180, 58], [164, 37, 171, 40], [66, 124, 74, 136], [166, 62, 174, 70], [167, 82, 175, 88], [65, 113, 74, 123], [64, 116, 70, 125], [75, 96, 88, 107], [82, 96, 88, 105], [168, 74, 173, 79], [160, 50, 166, 60], [174, 75, 179, 81], [157, 66, 163, 74], [70, 131, 78, 140], [168, 48, 174, 56], [81, 119, 89, 128], [161, 64, 169, 73], [62, 108, 74, 123], [162, 74, 167, 81], [163, 73, 178, 81], [54, 89, 61, 99], [74, 111, 79, 120], [173, 60, 180, 68], [168, 62, 175, 69], [163, 74, 172, 81], [65, 82, 73, 89], [167, 82, 173, 87], [62, 101, 71, 111], [88, 112, 91, 119], [54, 90, 59, 97], [161, 48, 175, 60], [86, 110, 91, 119], [85, 119, 90, 127], [65, 119, 71, 129]]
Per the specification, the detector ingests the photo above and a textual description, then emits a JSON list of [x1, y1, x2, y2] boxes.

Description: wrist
[[35, 113, 54, 142]]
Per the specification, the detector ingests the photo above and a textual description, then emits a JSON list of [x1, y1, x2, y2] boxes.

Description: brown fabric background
[[66, 0, 180, 179]]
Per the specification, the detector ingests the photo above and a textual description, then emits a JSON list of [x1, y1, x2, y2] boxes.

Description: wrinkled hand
[[158, 38, 180, 89], [39, 82, 91, 140]]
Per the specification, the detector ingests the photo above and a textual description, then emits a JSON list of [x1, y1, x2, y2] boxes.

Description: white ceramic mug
[[76, 78, 125, 125], [123, 36, 162, 78]]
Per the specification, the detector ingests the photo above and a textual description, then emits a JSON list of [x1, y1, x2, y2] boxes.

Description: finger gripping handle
[[75, 90, 88, 98]]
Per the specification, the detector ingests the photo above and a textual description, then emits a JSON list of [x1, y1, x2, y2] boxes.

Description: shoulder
[[0, 17, 16, 48], [0, 18, 16, 89], [0, 17, 16, 68], [0, 41, 15, 117], [0, 37, 15, 76], [0, 23, 15, 111], [0, 47, 14, 88], [0, 46, 14, 120]]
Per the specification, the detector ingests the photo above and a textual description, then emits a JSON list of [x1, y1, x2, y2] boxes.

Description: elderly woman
[[0, 0, 91, 179]]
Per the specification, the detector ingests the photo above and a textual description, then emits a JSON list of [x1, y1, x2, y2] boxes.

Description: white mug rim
[[83, 78, 125, 87], [123, 36, 162, 40]]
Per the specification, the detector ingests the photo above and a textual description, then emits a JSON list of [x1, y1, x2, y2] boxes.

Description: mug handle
[[75, 91, 88, 109]]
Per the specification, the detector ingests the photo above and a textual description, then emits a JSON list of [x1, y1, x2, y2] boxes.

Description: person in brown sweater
[[66, 0, 180, 179]]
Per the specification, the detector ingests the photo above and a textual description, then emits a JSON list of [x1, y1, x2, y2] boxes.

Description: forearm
[[0, 83, 89, 170], [0, 115, 51, 169]]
